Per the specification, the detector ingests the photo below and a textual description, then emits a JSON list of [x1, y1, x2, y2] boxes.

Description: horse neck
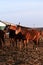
[[15, 29, 21, 34]]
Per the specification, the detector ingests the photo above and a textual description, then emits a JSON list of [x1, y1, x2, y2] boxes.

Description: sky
[[0, 0, 43, 27]]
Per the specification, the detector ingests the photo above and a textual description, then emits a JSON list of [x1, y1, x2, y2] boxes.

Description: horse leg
[[0, 38, 2, 48], [9, 38, 12, 47], [2, 37, 5, 48], [24, 40, 27, 48], [15, 39, 17, 48], [36, 38, 39, 47], [10, 38, 15, 47], [11, 38, 14, 47], [33, 40, 37, 49]]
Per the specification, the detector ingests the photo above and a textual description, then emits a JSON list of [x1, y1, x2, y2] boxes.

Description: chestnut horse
[[4, 25, 25, 47], [15, 26, 40, 48], [4, 25, 17, 47]]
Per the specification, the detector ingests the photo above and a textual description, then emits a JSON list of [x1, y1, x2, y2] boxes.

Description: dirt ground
[[0, 38, 43, 65]]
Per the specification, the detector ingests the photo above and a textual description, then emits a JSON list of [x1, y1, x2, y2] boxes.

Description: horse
[[0, 30, 5, 48], [4, 25, 25, 48], [15, 26, 40, 48], [4, 25, 17, 47]]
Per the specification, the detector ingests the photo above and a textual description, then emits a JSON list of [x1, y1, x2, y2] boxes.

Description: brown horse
[[4, 25, 17, 47], [15, 26, 40, 48]]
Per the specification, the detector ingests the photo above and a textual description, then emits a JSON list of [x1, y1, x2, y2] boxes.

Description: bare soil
[[0, 38, 43, 65]]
